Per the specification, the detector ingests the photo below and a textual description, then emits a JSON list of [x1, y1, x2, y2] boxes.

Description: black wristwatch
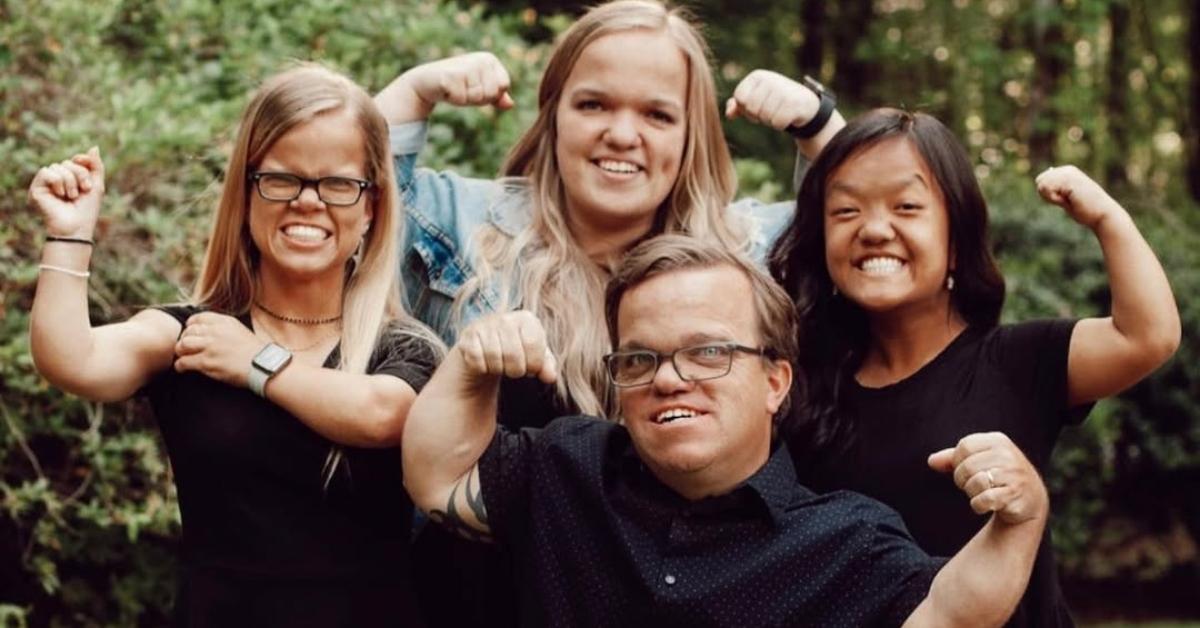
[[786, 75, 837, 140], [248, 342, 292, 397]]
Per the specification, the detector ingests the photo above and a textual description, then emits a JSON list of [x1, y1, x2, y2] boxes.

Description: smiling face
[[554, 29, 689, 248], [615, 265, 790, 499], [823, 137, 954, 322], [247, 108, 372, 287]]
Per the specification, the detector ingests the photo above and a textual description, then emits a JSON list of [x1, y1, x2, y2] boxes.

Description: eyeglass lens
[[255, 173, 365, 206], [609, 345, 734, 386]]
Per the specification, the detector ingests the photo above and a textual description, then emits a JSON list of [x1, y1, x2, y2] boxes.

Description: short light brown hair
[[604, 235, 800, 421]]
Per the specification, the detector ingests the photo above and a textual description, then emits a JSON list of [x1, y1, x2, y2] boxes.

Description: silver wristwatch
[[248, 342, 292, 397]]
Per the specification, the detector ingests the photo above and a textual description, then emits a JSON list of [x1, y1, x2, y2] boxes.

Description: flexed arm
[[1035, 166, 1181, 405], [402, 311, 556, 539], [374, 52, 514, 124], [903, 433, 1049, 628], [28, 148, 179, 402], [164, 312, 430, 448], [725, 69, 845, 161]]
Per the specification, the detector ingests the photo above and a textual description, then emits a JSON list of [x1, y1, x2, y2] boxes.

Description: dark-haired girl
[[769, 108, 1179, 627]]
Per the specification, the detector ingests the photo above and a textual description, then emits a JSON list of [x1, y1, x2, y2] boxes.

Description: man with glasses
[[402, 234, 1048, 627]]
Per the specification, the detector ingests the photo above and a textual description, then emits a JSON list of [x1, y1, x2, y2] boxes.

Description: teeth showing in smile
[[859, 257, 904, 275], [596, 159, 641, 174], [283, 224, 330, 242], [655, 408, 697, 424]]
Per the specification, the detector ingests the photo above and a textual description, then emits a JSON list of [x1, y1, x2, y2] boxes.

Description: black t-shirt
[[497, 376, 568, 430], [146, 305, 438, 627], [799, 319, 1090, 628], [478, 417, 942, 627]]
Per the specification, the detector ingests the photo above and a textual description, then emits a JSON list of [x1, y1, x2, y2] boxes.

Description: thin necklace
[[254, 301, 342, 325], [254, 316, 340, 353]]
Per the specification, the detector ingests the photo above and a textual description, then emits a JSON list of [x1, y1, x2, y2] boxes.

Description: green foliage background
[[0, 0, 1196, 624]]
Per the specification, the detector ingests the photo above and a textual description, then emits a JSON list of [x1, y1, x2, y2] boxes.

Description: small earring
[[946, 274, 955, 291], [349, 237, 365, 276], [831, 284, 839, 296]]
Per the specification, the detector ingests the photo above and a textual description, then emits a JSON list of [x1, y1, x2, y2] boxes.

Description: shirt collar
[[616, 433, 802, 528], [741, 443, 805, 527]]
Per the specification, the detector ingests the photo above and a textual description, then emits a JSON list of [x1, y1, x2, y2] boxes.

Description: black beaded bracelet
[[45, 235, 95, 246]]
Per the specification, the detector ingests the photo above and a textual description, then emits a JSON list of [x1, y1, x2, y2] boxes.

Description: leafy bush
[[2, 0, 1197, 624], [1, 0, 551, 623]]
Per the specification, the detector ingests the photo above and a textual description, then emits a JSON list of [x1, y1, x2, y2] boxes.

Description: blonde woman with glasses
[[373, 1, 842, 625], [29, 64, 442, 626]]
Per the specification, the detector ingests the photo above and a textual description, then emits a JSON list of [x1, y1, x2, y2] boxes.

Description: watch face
[[254, 343, 292, 372]]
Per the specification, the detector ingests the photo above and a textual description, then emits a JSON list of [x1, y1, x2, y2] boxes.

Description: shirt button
[[664, 574, 677, 585]]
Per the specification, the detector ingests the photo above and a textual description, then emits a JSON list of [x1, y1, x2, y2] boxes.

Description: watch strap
[[248, 363, 271, 397], [786, 75, 837, 140]]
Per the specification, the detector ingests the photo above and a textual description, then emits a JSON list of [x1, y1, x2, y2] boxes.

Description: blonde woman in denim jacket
[[376, 0, 842, 423]]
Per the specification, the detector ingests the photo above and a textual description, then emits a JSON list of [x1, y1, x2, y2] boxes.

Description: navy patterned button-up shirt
[[477, 417, 943, 627]]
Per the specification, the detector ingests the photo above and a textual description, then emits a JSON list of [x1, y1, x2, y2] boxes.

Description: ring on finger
[[985, 469, 996, 489]]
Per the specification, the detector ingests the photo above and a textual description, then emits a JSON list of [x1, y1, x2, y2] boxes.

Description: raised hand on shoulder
[[173, 312, 265, 389]]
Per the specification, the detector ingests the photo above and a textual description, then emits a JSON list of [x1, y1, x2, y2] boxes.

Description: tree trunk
[[797, 0, 825, 74], [1188, 0, 1200, 202], [829, 0, 875, 106], [1028, 0, 1067, 167], [1104, 0, 1131, 188]]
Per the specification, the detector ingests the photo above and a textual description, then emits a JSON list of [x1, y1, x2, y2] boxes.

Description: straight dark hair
[[767, 108, 1006, 461]]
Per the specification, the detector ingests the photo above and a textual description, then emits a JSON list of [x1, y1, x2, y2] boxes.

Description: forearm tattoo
[[428, 466, 493, 543]]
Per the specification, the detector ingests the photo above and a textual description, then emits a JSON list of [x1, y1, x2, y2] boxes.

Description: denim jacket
[[393, 121, 796, 344]]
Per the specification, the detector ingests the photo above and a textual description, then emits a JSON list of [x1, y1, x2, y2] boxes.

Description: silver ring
[[985, 469, 996, 489]]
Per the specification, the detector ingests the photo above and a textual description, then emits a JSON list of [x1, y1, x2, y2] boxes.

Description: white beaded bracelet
[[39, 264, 91, 278]]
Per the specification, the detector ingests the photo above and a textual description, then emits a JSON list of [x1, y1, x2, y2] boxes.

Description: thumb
[[537, 347, 558, 385], [1043, 189, 1070, 208], [927, 448, 956, 473], [495, 91, 515, 111], [725, 97, 740, 119], [79, 146, 106, 182]]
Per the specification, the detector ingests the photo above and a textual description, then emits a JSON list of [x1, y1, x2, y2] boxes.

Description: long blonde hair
[[458, 0, 748, 417], [193, 63, 442, 376]]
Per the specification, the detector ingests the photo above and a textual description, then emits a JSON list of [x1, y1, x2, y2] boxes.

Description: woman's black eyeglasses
[[248, 172, 373, 206]]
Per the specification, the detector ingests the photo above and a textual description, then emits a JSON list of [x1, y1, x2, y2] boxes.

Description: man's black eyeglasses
[[248, 172, 373, 206], [602, 342, 772, 387]]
